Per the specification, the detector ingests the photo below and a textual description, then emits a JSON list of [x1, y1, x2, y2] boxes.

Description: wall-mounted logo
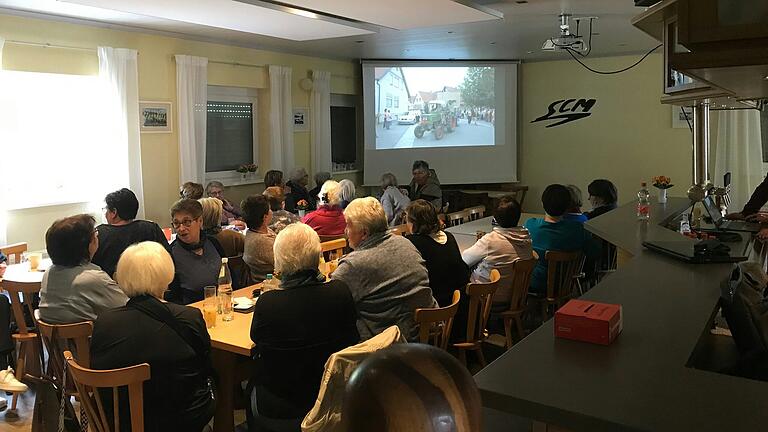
[[531, 98, 597, 128]]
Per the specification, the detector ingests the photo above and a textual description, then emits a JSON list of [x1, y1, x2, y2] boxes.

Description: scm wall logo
[[531, 98, 597, 128]]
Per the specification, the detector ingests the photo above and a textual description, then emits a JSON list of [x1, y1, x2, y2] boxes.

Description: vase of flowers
[[236, 164, 250, 181], [245, 163, 258, 179], [652, 176, 673, 204], [296, 199, 309, 218]]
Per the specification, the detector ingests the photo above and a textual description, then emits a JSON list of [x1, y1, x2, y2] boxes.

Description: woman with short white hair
[[301, 180, 346, 236], [379, 173, 410, 226], [338, 179, 356, 209], [91, 241, 215, 432], [331, 197, 436, 342], [249, 223, 359, 421]]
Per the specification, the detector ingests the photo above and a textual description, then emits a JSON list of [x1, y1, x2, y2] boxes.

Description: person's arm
[[741, 174, 768, 216], [330, 259, 363, 302], [381, 190, 395, 224], [85, 271, 129, 314], [461, 235, 489, 269]]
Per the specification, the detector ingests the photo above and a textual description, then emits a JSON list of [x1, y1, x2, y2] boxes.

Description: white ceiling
[[0, 0, 659, 61]]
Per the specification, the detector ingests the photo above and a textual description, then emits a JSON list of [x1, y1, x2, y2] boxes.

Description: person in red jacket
[[302, 180, 346, 237]]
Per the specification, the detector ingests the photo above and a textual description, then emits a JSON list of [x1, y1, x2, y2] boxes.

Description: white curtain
[[0, 36, 6, 246], [311, 70, 332, 175], [98, 47, 145, 218], [175, 55, 208, 184], [269, 65, 294, 171], [714, 109, 764, 212]]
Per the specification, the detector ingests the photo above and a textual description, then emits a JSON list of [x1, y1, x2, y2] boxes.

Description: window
[[205, 86, 258, 184], [392, 75, 400, 89], [385, 95, 393, 108], [394, 96, 399, 109], [0, 70, 123, 209]]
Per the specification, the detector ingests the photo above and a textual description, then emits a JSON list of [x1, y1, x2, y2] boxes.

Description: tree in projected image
[[459, 67, 495, 109]]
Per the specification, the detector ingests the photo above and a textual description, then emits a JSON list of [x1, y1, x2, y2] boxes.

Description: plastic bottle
[[218, 258, 233, 322], [637, 182, 650, 221], [263, 273, 275, 292], [679, 214, 691, 234]]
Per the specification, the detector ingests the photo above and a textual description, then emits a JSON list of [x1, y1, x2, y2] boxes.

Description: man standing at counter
[[725, 174, 768, 239]]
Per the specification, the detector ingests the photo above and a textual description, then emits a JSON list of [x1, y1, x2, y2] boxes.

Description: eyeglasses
[[171, 218, 196, 229]]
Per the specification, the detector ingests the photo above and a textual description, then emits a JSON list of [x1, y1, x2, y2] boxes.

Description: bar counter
[[474, 198, 765, 431]]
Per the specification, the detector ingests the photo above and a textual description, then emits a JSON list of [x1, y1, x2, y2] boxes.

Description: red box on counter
[[554, 299, 623, 345]]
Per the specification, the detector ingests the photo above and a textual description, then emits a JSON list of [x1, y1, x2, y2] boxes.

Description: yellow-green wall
[[519, 53, 693, 213], [0, 13, 358, 249]]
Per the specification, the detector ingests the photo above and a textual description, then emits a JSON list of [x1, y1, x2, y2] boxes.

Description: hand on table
[[746, 213, 768, 224], [757, 228, 768, 242], [724, 212, 745, 220]]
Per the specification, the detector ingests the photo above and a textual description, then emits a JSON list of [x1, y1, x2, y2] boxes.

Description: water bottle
[[217, 257, 234, 322], [263, 273, 275, 292], [637, 182, 650, 221], [679, 214, 691, 234]]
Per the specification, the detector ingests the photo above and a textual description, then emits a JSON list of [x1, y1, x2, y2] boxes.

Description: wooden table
[[1, 259, 51, 284], [189, 285, 260, 432], [446, 214, 542, 252]]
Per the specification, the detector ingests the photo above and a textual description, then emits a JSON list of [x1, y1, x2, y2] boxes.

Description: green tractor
[[414, 100, 458, 140]]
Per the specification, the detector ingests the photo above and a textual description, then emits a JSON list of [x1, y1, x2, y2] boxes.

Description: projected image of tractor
[[414, 100, 458, 140]]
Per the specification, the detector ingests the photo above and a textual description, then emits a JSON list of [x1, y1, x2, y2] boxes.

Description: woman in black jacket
[[585, 179, 619, 220], [91, 241, 215, 432], [250, 223, 360, 421]]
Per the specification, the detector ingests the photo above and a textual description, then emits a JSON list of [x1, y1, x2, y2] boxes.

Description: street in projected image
[[374, 66, 496, 149]]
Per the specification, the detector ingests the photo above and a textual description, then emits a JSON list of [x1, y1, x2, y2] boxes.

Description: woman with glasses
[[205, 181, 243, 227], [168, 199, 222, 304], [39, 214, 128, 324]]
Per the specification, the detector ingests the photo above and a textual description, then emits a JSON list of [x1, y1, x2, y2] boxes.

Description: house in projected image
[[410, 91, 435, 111], [436, 86, 462, 107], [374, 67, 410, 122]]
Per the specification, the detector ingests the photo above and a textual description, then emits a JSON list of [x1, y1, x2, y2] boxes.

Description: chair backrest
[[507, 258, 538, 312], [466, 206, 486, 221], [227, 254, 250, 289], [414, 290, 461, 350], [320, 238, 347, 261], [464, 269, 500, 343], [2, 280, 41, 335], [38, 320, 93, 394], [318, 234, 345, 243], [389, 224, 408, 236], [446, 210, 469, 227], [0, 242, 27, 265], [64, 350, 150, 432], [545, 251, 583, 301], [596, 240, 618, 276]]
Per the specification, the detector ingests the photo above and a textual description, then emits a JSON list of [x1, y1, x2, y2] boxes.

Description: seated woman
[[302, 180, 346, 237], [250, 224, 359, 420], [585, 179, 618, 220], [205, 181, 242, 225], [199, 197, 244, 258], [308, 171, 331, 210], [380, 173, 410, 227], [524, 185, 600, 296], [461, 197, 534, 306], [284, 168, 311, 213], [332, 197, 436, 342], [242, 195, 276, 282], [91, 241, 215, 432], [168, 199, 222, 304], [263, 186, 300, 234], [263, 169, 284, 188], [405, 200, 469, 308], [563, 184, 588, 223], [180, 182, 204, 200], [338, 179, 356, 209], [40, 214, 128, 324]]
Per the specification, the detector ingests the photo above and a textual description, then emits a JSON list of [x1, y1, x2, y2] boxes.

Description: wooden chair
[[0, 242, 27, 264], [414, 290, 461, 350], [2, 279, 44, 411], [453, 269, 500, 368], [389, 224, 408, 236], [64, 350, 151, 432], [318, 234, 345, 243], [536, 251, 584, 320], [499, 258, 538, 349], [466, 205, 486, 221], [320, 237, 347, 261], [446, 210, 469, 227], [595, 240, 618, 283], [38, 320, 93, 395], [227, 255, 251, 289]]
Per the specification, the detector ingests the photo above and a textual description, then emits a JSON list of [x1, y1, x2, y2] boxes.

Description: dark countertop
[[474, 198, 764, 432]]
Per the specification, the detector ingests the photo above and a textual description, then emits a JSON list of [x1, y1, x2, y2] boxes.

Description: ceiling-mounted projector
[[542, 14, 592, 53]]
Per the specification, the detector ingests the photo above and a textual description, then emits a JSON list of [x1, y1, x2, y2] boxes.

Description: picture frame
[[672, 106, 693, 129], [293, 107, 309, 133], [139, 101, 173, 133]]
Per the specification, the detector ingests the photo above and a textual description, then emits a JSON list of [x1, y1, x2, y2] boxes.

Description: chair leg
[[458, 349, 467, 367], [11, 342, 27, 410], [514, 317, 525, 342], [503, 318, 513, 349], [541, 302, 548, 322], [476, 347, 487, 368]]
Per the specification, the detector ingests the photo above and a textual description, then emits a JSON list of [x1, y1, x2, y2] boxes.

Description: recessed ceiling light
[[516, 0, 528, 3], [355, 40, 364, 43], [526, 50, 534, 54], [618, 43, 628, 47], [764, 75, 768, 80], [490, 42, 496, 45], [448, 31, 454, 34]]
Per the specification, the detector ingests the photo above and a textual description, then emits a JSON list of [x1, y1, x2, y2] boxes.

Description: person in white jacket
[[461, 197, 534, 305], [379, 173, 410, 226]]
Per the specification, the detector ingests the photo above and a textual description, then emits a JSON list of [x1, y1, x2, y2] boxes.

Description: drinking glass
[[28, 252, 42, 272], [203, 286, 217, 328], [219, 285, 234, 322]]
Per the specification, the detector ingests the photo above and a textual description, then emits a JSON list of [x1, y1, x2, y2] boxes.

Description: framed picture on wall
[[293, 107, 309, 133], [672, 106, 693, 129], [139, 101, 173, 133]]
